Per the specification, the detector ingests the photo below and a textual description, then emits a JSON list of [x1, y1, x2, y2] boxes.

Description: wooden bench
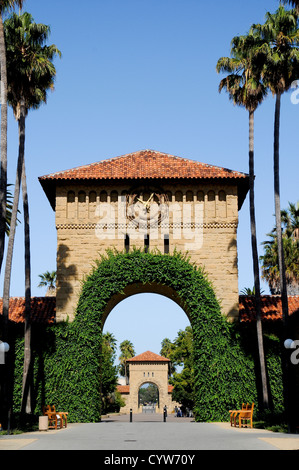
[[43, 405, 61, 429], [229, 403, 254, 428], [43, 405, 68, 429], [229, 403, 246, 427], [238, 403, 254, 428]]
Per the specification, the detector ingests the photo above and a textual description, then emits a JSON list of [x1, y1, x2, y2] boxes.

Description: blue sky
[[1, 0, 298, 357]]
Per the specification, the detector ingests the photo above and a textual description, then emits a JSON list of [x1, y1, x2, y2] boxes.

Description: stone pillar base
[[39, 415, 48, 431]]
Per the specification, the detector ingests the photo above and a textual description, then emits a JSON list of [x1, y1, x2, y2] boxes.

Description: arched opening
[[103, 292, 189, 414], [138, 383, 159, 412], [103, 293, 189, 360]]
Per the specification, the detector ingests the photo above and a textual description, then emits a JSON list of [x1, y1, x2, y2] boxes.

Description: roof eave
[[39, 178, 56, 211], [39, 175, 250, 212]]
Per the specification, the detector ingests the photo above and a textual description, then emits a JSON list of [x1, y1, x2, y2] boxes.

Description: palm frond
[[216, 27, 269, 112], [250, 5, 299, 94], [0, 0, 24, 13], [3, 12, 61, 119]]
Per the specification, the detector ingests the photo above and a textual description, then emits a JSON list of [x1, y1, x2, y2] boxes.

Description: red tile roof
[[117, 385, 130, 394], [0, 297, 56, 325], [239, 295, 299, 322], [39, 150, 248, 182], [127, 351, 170, 362], [39, 150, 249, 210]]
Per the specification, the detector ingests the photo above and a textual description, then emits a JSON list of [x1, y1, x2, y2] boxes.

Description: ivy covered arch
[[49, 249, 260, 422]]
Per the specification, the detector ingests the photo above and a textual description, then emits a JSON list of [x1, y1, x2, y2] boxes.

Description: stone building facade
[[39, 149, 249, 323], [117, 351, 180, 414]]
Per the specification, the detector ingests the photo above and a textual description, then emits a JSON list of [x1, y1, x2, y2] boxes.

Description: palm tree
[[5, 183, 20, 235], [252, 5, 299, 332], [260, 202, 299, 294], [261, 232, 299, 294], [118, 340, 135, 385], [281, 201, 299, 240], [2, 11, 61, 415], [240, 286, 265, 295], [216, 32, 269, 408], [0, 1, 24, 273], [102, 332, 117, 357], [0, 2, 24, 430], [38, 270, 56, 296], [252, 8, 299, 431]]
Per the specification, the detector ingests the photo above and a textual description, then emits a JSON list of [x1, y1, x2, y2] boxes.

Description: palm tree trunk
[[2, 99, 25, 338], [1, 99, 25, 430], [273, 92, 289, 325], [21, 145, 32, 415], [0, 12, 8, 272], [249, 110, 269, 408], [273, 91, 294, 432]]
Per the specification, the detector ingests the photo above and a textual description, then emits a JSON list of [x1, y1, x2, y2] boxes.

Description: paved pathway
[[0, 414, 299, 451]]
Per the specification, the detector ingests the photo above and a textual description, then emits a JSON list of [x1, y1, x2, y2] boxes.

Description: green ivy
[[9, 249, 284, 423]]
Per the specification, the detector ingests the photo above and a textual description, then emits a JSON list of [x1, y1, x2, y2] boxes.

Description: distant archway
[[138, 382, 159, 409]]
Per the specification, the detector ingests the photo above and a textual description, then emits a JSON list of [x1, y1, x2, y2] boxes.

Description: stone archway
[[38, 150, 255, 423], [138, 382, 159, 410], [65, 248, 239, 422], [118, 351, 179, 414]]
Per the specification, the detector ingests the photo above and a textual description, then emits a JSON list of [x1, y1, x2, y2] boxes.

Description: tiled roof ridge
[[38, 149, 160, 179], [39, 149, 249, 180], [127, 350, 170, 362]]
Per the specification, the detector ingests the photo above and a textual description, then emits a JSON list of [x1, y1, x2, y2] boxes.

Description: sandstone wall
[[55, 181, 240, 322]]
